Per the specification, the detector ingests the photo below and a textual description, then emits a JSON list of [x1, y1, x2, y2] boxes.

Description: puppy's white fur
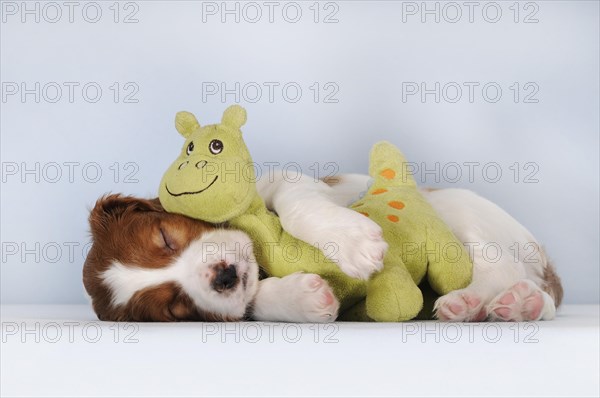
[[102, 230, 259, 319], [253, 273, 340, 323], [258, 173, 557, 321], [424, 188, 555, 321], [257, 172, 387, 280], [102, 229, 340, 322]]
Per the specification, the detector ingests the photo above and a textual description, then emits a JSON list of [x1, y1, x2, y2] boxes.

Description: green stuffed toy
[[343, 142, 473, 320], [159, 105, 472, 321]]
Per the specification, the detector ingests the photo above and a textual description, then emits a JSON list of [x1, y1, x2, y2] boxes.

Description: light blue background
[[1, 1, 598, 304]]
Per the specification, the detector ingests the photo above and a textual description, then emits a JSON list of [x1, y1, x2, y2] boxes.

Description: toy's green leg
[[426, 226, 473, 295], [366, 261, 423, 322]]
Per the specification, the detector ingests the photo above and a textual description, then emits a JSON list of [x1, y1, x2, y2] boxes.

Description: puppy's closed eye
[[156, 222, 194, 253], [159, 226, 178, 251]]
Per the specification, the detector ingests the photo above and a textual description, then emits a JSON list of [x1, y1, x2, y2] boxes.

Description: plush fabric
[[159, 106, 472, 321], [347, 142, 473, 321]]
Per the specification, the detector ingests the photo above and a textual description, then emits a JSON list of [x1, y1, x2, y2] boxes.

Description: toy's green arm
[[229, 196, 366, 312], [425, 219, 473, 295], [366, 260, 424, 321]]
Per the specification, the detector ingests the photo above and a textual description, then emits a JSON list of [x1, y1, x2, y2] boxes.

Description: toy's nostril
[[196, 160, 207, 169], [178, 161, 189, 170]]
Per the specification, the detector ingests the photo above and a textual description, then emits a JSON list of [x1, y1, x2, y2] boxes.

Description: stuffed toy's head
[[159, 105, 257, 223]]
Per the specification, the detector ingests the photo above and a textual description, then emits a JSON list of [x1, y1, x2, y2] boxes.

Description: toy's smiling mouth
[[165, 175, 219, 197]]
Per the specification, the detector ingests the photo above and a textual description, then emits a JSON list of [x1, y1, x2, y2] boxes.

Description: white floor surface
[[1, 304, 598, 397]]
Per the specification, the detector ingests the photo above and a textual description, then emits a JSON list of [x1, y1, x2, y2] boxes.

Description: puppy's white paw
[[434, 290, 487, 322], [285, 273, 340, 323], [310, 207, 387, 280], [488, 280, 554, 321]]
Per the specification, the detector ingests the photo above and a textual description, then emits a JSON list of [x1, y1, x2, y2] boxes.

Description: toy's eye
[[209, 139, 223, 155], [186, 141, 194, 155]]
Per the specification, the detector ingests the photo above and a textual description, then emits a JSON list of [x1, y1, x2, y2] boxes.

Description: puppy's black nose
[[212, 264, 238, 292]]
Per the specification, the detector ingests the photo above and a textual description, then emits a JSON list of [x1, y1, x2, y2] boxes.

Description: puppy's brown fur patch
[[83, 194, 216, 321], [321, 175, 342, 186], [542, 260, 564, 308]]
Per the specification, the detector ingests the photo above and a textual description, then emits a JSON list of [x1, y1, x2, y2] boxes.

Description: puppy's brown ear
[[148, 197, 164, 211], [126, 283, 181, 322], [89, 194, 163, 236], [97, 194, 163, 215]]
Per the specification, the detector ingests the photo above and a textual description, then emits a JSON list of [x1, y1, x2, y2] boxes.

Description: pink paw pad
[[498, 292, 516, 305], [435, 292, 484, 321], [448, 303, 465, 315], [523, 292, 544, 320], [309, 277, 324, 289], [493, 307, 513, 320], [464, 295, 481, 308], [491, 281, 545, 321], [321, 290, 335, 306]]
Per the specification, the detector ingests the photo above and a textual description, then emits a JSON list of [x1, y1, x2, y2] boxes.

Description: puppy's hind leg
[[488, 279, 556, 321], [434, 253, 526, 322], [487, 249, 561, 321]]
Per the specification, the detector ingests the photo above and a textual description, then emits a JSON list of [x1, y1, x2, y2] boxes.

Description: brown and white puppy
[[86, 176, 564, 323], [83, 194, 339, 322]]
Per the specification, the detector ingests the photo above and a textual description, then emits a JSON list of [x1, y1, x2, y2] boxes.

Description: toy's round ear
[[221, 105, 247, 129], [175, 111, 200, 138]]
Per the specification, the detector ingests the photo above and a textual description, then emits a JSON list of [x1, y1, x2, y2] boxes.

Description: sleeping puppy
[[85, 177, 563, 323], [83, 194, 339, 322]]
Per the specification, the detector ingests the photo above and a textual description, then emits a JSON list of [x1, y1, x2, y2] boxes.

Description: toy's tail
[[368, 141, 416, 188]]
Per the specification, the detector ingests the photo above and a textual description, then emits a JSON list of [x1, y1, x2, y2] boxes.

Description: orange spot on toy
[[359, 212, 369, 217], [387, 215, 399, 222], [372, 188, 388, 195], [388, 201, 405, 210], [380, 169, 396, 180]]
